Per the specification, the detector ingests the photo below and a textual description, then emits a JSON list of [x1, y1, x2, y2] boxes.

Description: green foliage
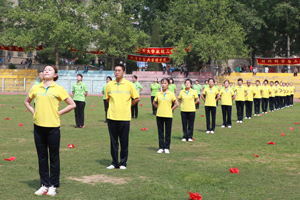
[[8, 63, 16, 69], [0, 0, 13, 33], [125, 60, 138, 74], [148, 19, 162, 71]]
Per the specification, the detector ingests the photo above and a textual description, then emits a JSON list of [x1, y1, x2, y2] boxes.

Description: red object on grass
[[2, 98, 5, 100], [5, 118, 10, 120], [2, 104, 5, 106], [254, 154, 259, 157], [146, 101, 148, 103], [85, 115, 88, 118], [259, 114, 263, 116], [189, 191, 202, 200], [146, 109, 149, 110], [201, 115, 204, 117], [4, 157, 16, 161], [140, 128, 148, 130], [91, 105, 96, 107], [229, 167, 239, 174], [91, 109, 93, 111], [140, 104, 143, 106], [24, 110, 28, 112], [8, 100, 11, 102], [281, 133, 285, 136], [268, 141, 275, 145], [290, 127, 294, 130], [19, 123, 24, 126], [68, 144, 75, 148], [200, 103, 202, 104], [12, 107, 15, 109], [294, 122, 299, 125]]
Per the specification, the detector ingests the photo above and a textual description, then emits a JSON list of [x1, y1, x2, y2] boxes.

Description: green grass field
[[0, 95, 300, 200]]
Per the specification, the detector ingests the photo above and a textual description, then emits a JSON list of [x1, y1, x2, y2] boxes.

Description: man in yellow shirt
[[261, 79, 271, 113], [234, 78, 248, 123], [201, 78, 220, 133], [105, 64, 140, 170], [219, 80, 235, 128], [245, 80, 254, 119], [290, 82, 295, 106], [274, 81, 281, 110], [269, 81, 276, 112]]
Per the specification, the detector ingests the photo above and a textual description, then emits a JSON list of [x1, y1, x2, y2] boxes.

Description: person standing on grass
[[286, 82, 291, 107], [219, 80, 235, 128], [150, 78, 161, 116], [192, 80, 202, 109], [214, 81, 220, 106], [290, 82, 295, 106], [245, 80, 254, 119], [106, 64, 140, 170], [72, 74, 88, 128], [279, 82, 284, 109], [253, 80, 262, 116], [269, 81, 276, 112], [131, 75, 143, 119], [234, 78, 248, 123], [24, 65, 76, 196], [261, 79, 271, 114], [153, 78, 178, 154], [282, 83, 287, 107], [168, 78, 177, 109], [102, 76, 112, 123], [178, 79, 199, 142], [274, 81, 280, 110], [201, 78, 220, 134]]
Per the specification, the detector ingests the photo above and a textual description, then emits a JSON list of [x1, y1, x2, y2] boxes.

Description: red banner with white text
[[127, 54, 170, 63], [67, 45, 105, 55], [0, 45, 43, 52], [135, 46, 191, 55], [256, 58, 300, 66]]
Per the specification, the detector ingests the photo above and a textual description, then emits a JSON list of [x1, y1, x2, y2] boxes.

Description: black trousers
[[286, 95, 290, 106], [221, 105, 232, 126], [254, 99, 261, 114], [280, 97, 284, 108], [245, 101, 253, 118], [131, 99, 138, 118], [151, 96, 157, 115], [107, 120, 130, 167], [205, 106, 216, 131], [235, 101, 245, 121], [291, 94, 294, 105], [262, 98, 269, 112], [103, 99, 109, 122], [269, 97, 275, 111], [34, 124, 60, 187], [181, 112, 195, 139], [156, 117, 172, 149], [275, 96, 280, 109], [74, 101, 85, 127], [284, 96, 287, 107], [196, 94, 200, 109]]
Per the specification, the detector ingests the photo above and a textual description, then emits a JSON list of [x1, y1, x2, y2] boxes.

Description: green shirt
[[168, 84, 177, 93], [72, 82, 88, 102], [150, 83, 161, 96], [34, 81, 42, 86], [192, 84, 202, 94], [203, 84, 209, 89], [230, 86, 234, 91], [181, 84, 186, 90], [214, 85, 220, 91], [133, 82, 143, 95], [102, 84, 107, 100]]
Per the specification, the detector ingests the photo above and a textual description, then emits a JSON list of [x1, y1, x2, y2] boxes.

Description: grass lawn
[[0, 95, 300, 200]]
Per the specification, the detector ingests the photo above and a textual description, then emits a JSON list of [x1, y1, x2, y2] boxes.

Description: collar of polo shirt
[[38, 81, 56, 88], [113, 78, 126, 85]]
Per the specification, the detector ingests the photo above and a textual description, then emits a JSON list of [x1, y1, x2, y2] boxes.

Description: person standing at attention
[[24, 66, 76, 196], [253, 80, 262, 116], [168, 78, 177, 109], [269, 81, 276, 112], [274, 81, 280, 110], [131, 75, 143, 119], [102, 76, 112, 123], [286, 82, 291, 107], [245, 80, 254, 119], [261, 79, 271, 113], [234, 78, 248, 123], [214, 81, 220, 106], [106, 64, 140, 170], [178, 79, 199, 141], [279, 82, 284, 109], [72, 74, 88, 128], [290, 82, 295, 106], [150, 78, 161, 116], [192, 80, 202, 109], [201, 78, 220, 134], [219, 80, 235, 128], [153, 78, 178, 153]]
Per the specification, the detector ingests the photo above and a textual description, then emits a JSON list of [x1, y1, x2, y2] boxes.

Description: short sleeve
[[231, 89, 234, 95], [59, 87, 70, 101], [105, 84, 110, 100], [215, 88, 219, 95], [72, 84, 75, 92], [171, 93, 177, 102], [178, 91, 182, 99], [174, 85, 177, 89], [139, 83, 143, 89], [203, 88, 207, 95], [83, 84, 88, 92], [131, 83, 139, 99], [194, 91, 198, 99], [28, 86, 36, 99], [154, 93, 159, 102]]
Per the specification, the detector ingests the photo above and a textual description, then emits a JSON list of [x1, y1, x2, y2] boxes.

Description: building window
[[18, 52, 23, 57], [27, 52, 33, 57], [0, 50, 3, 56]]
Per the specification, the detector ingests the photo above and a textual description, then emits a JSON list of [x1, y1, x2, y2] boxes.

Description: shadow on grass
[[172, 136, 183, 140], [20, 179, 40, 189], [147, 147, 157, 152], [96, 159, 111, 166]]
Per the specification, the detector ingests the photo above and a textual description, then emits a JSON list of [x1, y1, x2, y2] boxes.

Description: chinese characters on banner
[[135, 47, 173, 55], [67, 45, 105, 55], [127, 55, 171, 63], [0, 45, 43, 52], [256, 58, 300, 66]]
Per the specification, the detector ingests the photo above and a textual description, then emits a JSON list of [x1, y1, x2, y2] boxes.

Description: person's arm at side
[[172, 99, 179, 111], [139, 83, 143, 93], [58, 97, 76, 116], [131, 97, 140, 106], [232, 94, 236, 100], [85, 91, 88, 97], [216, 93, 220, 101], [153, 98, 158, 108], [200, 93, 205, 101], [24, 96, 35, 115], [245, 90, 248, 97], [194, 97, 199, 104]]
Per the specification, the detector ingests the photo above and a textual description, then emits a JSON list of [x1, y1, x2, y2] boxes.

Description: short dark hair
[[115, 64, 125, 71], [132, 75, 137, 79], [256, 80, 260, 83], [275, 80, 279, 84], [270, 81, 274, 83], [264, 79, 269, 84], [195, 79, 199, 82], [208, 78, 215, 83], [237, 78, 243, 82], [161, 78, 170, 84], [169, 78, 174, 84], [224, 79, 229, 84], [77, 74, 83, 79], [185, 78, 192, 85], [106, 76, 112, 81]]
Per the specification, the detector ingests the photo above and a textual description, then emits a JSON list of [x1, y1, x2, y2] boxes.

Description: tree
[[148, 19, 162, 70], [0, 0, 92, 67], [0, 0, 13, 33]]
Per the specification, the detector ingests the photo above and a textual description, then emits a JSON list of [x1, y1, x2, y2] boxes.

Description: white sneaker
[[254, 114, 257, 116], [221, 125, 225, 128], [119, 166, 126, 170], [182, 138, 187, 142], [157, 149, 164, 153], [236, 121, 240, 123], [188, 138, 193, 142], [228, 126, 231, 128], [47, 186, 56, 197], [245, 117, 248, 119], [106, 165, 115, 169], [248, 117, 251, 119], [164, 149, 170, 154], [34, 185, 48, 196], [206, 131, 210, 134], [240, 121, 243, 123], [211, 131, 214, 134]]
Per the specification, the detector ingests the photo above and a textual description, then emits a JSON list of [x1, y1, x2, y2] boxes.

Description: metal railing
[[0, 78, 36, 93]]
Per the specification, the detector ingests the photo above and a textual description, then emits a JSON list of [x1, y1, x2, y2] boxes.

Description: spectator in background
[[253, 67, 258, 75], [83, 64, 88, 73], [249, 65, 253, 72], [6, 53, 11, 63], [0, 58, 3, 66], [28, 59, 32, 68], [264, 66, 269, 73], [184, 66, 188, 77], [228, 66, 231, 76], [163, 65, 166, 75], [91, 57, 95, 66], [235, 66, 240, 72], [102, 59, 105, 68], [293, 67, 298, 76], [102, 76, 112, 123], [75, 65, 79, 73]]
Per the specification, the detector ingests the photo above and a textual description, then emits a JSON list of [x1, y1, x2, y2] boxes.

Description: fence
[[0, 78, 36, 93]]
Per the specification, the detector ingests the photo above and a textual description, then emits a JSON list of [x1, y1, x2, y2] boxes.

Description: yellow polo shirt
[[245, 86, 254, 101], [105, 78, 139, 121], [274, 85, 281, 96], [253, 86, 262, 99], [279, 86, 284, 96], [219, 88, 234, 106], [286, 86, 291, 96], [269, 86, 275, 97], [178, 89, 198, 112], [29, 82, 69, 127], [261, 85, 271, 98], [234, 85, 247, 101], [203, 87, 219, 107], [291, 86, 295, 95], [282, 87, 287, 96], [154, 91, 176, 118]]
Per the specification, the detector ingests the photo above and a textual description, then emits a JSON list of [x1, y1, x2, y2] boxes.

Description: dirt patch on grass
[[12, 138, 29, 142], [69, 174, 131, 185]]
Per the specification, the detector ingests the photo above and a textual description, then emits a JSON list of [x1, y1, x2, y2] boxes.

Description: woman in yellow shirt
[[219, 80, 235, 128], [253, 80, 262, 116], [269, 81, 276, 112], [286, 82, 291, 107], [274, 81, 281, 110], [153, 78, 179, 154], [279, 82, 284, 109], [201, 78, 220, 134], [178, 79, 199, 141], [24, 66, 76, 196], [234, 78, 248, 123], [290, 82, 295, 106], [245, 80, 254, 119], [261, 79, 271, 114]]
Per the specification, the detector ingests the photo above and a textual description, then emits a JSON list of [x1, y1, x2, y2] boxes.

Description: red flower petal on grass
[[68, 144, 75, 148], [268, 141, 275, 145], [140, 104, 143, 106], [290, 127, 294, 130], [8, 100, 11, 102], [2, 104, 4, 106], [281, 133, 285, 136], [259, 114, 263, 116], [19, 123, 24, 126], [229, 167, 239, 174], [201, 115, 204, 117], [91, 105, 96, 107], [189, 191, 202, 200], [24, 110, 28, 112], [5, 118, 10, 120], [12, 107, 15, 109], [140, 128, 148, 130], [91, 109, 93, 111], [4, 157, 16, 161], [294, 122, 299, 125], [85, 115, 88, 118], [2, 98, 5, 100], [19, 98, 21, 99], [254, 154, 259, 157], [146, 109, 149, 110]]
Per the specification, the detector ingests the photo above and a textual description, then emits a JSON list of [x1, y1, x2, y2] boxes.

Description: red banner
[[0, 45, 43, 52], [135, 45, 192, 55], [257, 58, 300, 66], [127, 54, 170, 63], [67, 45, 105, 55]]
